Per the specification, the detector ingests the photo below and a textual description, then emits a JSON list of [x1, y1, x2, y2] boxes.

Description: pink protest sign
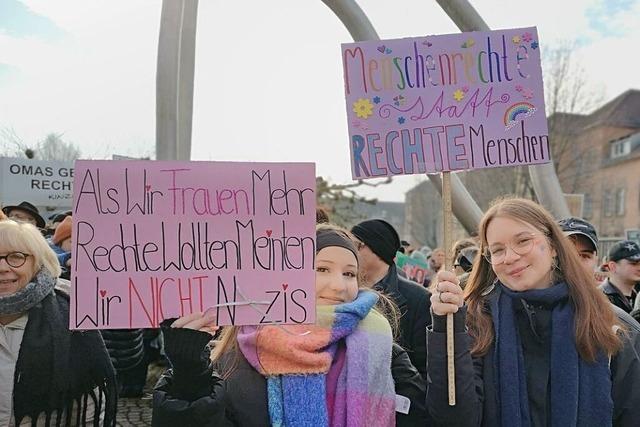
[[342, 27, 549, 179], [70, 160, 316, 329]]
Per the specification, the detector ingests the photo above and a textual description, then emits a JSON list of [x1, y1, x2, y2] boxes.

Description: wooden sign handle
[[442, 171, 456, 406]]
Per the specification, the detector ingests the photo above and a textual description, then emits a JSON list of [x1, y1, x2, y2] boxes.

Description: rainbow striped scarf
[[237, 290, 396, 427]]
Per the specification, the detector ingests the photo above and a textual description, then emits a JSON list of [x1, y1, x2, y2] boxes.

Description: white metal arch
[[155, 0, 569, 233]]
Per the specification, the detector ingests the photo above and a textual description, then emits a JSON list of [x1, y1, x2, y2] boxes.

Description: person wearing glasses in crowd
[[2, 202, 46, 230], [0, 219, 117, 426], [427, 198, 640, 427]]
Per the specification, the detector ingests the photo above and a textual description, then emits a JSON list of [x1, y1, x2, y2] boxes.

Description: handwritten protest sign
[[70, 160, 316, 329], [395, 251, 429, 284], [342, 27, 549, 179]]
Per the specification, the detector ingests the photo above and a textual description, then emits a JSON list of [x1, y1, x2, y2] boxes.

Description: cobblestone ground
[[115, 363, 164, 426]]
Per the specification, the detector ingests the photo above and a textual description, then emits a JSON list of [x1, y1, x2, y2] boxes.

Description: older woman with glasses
[[426, 198, 640, 427], [0, 220, 117, 426]]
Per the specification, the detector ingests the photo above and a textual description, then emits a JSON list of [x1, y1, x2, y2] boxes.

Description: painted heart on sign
[[266, 230, 273, 237], [145, 185, 151, 191], [377, 45, 386, 53], [100, 290, 107, 298], [282, 283, 289, 291]]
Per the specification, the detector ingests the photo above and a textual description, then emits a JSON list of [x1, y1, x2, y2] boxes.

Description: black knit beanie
[[351, 219, 400, 265]]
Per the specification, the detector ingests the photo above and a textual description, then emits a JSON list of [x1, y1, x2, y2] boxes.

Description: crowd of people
[[1, 197, 639, 426]]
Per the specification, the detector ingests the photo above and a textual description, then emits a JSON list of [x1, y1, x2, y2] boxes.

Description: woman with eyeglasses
[[0, 220, 117, 426], [427, 198, 640, 427]]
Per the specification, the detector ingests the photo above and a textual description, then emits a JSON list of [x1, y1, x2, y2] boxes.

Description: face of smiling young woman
[[0, 243, 36, 297], [315, 246, 359, 305], [485, 216, 556, 291]]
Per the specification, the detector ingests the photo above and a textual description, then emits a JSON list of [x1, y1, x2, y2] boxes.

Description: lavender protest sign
[[70, 160, 316, 329], [342, 27, 549, 179]]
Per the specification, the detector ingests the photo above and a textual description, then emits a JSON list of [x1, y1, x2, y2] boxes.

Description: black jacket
[[153, 323, 427, 426], [426, 286, 640, 427], [374, 264, 432, 380], [600, 279, 640, 314]]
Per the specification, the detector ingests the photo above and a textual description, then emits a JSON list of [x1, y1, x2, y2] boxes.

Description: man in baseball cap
[[599, 240, 640, 313], [558, 217, 600, 283]]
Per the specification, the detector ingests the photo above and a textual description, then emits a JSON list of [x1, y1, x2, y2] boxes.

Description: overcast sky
[[1, 0, 638, 202]]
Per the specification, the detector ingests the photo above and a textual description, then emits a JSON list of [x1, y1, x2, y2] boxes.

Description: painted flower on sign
[[353, 98, 374, 119], [453, 89, 465, 102]]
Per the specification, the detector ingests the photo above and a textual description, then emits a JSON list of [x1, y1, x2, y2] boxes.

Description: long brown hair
[[465, 197, 622, 362], [211, 223, 400, 378]]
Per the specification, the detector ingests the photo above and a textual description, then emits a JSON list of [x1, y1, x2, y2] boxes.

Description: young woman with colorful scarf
[[0, 219, 117, 426], [152, 224, 427, 426], [427, 198, 640, 427]]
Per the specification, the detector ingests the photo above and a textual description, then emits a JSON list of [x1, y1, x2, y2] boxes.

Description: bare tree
[[0, 129, 81, 161], [0, 127, 30, 157], [458, 44, 602, 201], [543, 43, 604, 192], [316, 176, 391, 226], [36, 133, 81, 162]]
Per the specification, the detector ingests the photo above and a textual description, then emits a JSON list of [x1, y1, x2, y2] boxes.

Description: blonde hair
[[211, 222, 401, 377], [0, 220, 61, 278]]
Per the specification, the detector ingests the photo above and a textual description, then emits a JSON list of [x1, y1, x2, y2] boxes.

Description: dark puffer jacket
[[101, 329, 145, 372], [101, 329, 149, 397]]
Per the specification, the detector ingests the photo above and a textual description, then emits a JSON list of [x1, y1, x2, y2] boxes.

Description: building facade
[[553, 90, 640, 250], [404, 89, 640, 252]]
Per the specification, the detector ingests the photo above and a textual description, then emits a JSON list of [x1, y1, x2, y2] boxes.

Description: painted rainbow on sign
[[503, 102, 536, 126]]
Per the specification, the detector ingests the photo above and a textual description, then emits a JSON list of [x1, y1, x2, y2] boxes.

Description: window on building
[[610, 139, 631, 159], [603, 192, 614, 217], [583, 194, 593, 219], [616, 188, 626, 216]]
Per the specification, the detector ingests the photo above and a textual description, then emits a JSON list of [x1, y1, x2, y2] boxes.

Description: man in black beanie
[[351, 219, 431, 380]]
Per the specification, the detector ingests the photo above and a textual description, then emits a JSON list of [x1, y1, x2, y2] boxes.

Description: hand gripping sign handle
[[442, 172, 456, 406]]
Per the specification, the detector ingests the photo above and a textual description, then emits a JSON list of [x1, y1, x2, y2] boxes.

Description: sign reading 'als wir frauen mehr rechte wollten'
[[342, 27, 550, 179], [71, 160, 316, 330]]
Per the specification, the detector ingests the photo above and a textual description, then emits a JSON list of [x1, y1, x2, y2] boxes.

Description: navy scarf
[[491, 282, 612, 427]]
